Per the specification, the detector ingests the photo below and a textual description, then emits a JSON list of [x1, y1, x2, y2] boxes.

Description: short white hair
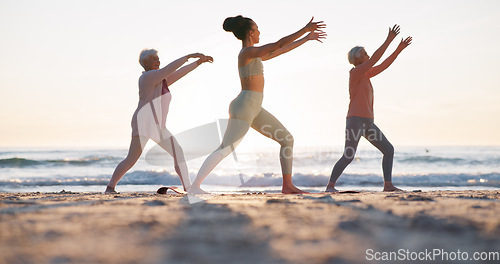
[[347, 46, 364, 65], [139, 49, 158, 69]]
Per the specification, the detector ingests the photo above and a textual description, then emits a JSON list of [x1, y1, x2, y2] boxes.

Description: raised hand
[[306, 30, 327, 43], [304, 16, 326, 32], [199, 55, 214, 63], [188, 53, 204, 59], [397, 36, 412, 51], [387, 24, 400, 40]]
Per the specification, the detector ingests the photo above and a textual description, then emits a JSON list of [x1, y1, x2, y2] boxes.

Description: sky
[[1, 0, 499, 150]]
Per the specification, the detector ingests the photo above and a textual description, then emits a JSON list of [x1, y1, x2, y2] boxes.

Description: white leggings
[[192, 90, 294, 186]]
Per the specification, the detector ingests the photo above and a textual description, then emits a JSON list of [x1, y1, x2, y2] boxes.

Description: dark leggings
[[329, 117, 394, 183]]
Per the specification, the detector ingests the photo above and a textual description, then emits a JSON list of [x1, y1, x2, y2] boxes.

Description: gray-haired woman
[[326, 25, 412, 192], [105, 49, 213, 193]]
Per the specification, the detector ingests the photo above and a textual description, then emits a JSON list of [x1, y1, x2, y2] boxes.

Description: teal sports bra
[[238, 58, 264, 78]]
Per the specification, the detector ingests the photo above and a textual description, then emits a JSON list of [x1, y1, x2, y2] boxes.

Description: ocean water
[[0, 146, 499, 193]]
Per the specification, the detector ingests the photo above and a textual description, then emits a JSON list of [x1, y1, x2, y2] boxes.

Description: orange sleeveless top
[[347, 67, 374, 119]]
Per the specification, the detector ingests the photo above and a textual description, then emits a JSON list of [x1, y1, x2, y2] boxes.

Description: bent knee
[[341, 147, 357, 164], [385, 143, 394, 156], [279, 132, 294, 148]]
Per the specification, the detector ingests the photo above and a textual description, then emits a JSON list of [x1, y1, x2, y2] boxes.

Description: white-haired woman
[[105, 49, 213, 193], [326, 25, 412, 192]]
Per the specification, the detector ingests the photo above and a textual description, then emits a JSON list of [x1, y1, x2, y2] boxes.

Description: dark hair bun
[[223, 15, 252, 40], [223, 15, 245, 32]]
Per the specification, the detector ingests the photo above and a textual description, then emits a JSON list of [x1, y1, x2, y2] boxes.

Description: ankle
[[384, 181, 394, 187], [282, 174, 294, 186]]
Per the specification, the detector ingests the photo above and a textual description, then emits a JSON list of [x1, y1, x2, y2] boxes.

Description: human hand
[[306, 30, 327, 43], [198, 55, 214, 64], [387, 24, 400, 40], [188, 53, 204, 59], [397, 36, 412, 51], [304, 17, 326, 32]]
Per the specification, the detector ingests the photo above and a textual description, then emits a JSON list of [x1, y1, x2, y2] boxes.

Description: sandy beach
[[0, 190, 499, 264]]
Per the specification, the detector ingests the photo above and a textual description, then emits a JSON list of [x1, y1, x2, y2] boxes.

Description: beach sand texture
[[1, 190, 499, 264]]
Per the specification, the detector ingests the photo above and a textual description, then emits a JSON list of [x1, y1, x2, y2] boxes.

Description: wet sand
[[1, 190, 499, 264]]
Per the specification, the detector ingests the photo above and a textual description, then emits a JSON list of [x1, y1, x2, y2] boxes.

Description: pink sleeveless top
[[131, 69, 172, 142]]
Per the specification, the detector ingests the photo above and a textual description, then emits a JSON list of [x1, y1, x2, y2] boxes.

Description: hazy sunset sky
[[1, 0, 499, 149]]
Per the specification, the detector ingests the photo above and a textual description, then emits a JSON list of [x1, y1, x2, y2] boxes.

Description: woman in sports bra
[[188, 15, 326, 194], [104, 49, 213, 194]]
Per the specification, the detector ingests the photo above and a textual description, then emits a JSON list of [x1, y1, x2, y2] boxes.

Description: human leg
[[157, 129, 191, 191], [190, 91, 263, 194], [251, 108, 294, 174], [326, 117, 364, 192], [189, 118, 251, 194], [251, 108, 306, 194], [106, 136, 147, 193], [364, 123, 399, 191]]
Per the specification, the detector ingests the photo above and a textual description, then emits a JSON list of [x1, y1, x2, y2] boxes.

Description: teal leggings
[[195, 90, 294, 184]]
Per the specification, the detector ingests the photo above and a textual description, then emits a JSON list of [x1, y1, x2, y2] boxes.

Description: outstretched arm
[[166, 55, 213, 86], [354, 25, 400, 75], [241, 17, 326, 61], [368, 36, 412, 78], [145, 53, 206, 85], [261, 30, 326, 61]]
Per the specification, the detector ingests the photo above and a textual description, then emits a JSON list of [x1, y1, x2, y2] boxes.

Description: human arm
[[166, 55, 213, 86], [261, 30, 326, 61], [143, 53, 206, 85], [368, 36, 412, 78], [353, 25, 400, 75], [241, 17, 326, 61]]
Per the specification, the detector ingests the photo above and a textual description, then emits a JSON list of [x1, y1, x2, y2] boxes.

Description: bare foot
[[104, 186, 118, 194], [383, 187, 404, 192], [325, 187, 339, 193], [325, 182, 339, 193], [383, 181, 404, 192], [282, 185, 309, 194], [188, 186, 210, 194]]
